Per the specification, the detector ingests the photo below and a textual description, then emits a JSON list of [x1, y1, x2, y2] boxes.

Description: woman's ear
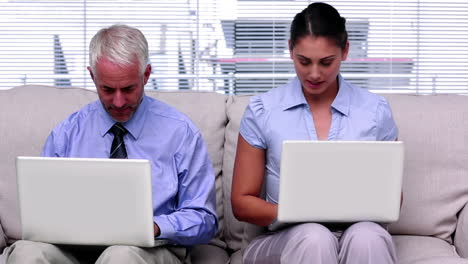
[[341, 41, 350, 61], [288, 40, 293, 59]]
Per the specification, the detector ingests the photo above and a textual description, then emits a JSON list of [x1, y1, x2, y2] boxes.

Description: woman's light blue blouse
[[239, 75, 398, 204]]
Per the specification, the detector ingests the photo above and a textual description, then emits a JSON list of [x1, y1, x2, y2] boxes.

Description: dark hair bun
[[290, 2, 348, 49]]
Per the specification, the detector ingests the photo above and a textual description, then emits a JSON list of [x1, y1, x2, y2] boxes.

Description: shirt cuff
[[154, 215, 176, 240]]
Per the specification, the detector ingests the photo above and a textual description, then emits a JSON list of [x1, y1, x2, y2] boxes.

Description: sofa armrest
[[455, 204, 468, 258]]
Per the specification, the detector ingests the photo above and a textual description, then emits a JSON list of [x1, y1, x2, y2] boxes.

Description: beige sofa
[[1, 85, 468, 264]]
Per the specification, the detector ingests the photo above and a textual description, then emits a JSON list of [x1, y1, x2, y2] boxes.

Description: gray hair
[[89, 24, 149, 75]]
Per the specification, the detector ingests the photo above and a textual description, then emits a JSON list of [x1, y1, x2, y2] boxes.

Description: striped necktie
[[109, 123, 128, 159]]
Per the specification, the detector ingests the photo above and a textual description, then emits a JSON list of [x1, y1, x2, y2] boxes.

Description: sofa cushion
[[407, 258, 468, 264], [223, 95, 269, 253], [0, 224, 6, 251], [385, 94, 468, 243], [224, 93, 468, 255], [0, 85, 98, 242], [0, 86, 228, 250], [394, 235, 468, 264], [455, 203, 468, 258], [229, 250, 243, 264], [223, 95, 251, 251], [190, 244, 229, 264]]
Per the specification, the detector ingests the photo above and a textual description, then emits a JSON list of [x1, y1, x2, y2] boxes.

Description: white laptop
[[16, 156, 156, 247], [273, 141, 404, 230]]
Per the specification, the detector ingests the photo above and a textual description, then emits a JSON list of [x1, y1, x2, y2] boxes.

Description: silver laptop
[[16, 156, 156, 247], [274, 141, 404, 230]]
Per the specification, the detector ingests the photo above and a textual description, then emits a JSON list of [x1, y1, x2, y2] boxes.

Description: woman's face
[[290, 35, 349, 99]]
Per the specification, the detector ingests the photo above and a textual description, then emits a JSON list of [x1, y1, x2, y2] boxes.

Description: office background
[[0, 0, 467, 94]]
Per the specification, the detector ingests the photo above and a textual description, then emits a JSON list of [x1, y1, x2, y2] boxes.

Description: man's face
[[88, 58, 151, 122]]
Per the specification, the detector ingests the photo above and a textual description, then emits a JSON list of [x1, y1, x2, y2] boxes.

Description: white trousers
[[4, 240, 186, 264], [243, 222, 397, 264]]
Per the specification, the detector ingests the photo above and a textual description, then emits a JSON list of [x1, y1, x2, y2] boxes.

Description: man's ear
[[87, 66, 95, 81], [143, 64, 151, 85]]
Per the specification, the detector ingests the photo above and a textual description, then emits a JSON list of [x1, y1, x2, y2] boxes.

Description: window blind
[[1, 0, 467, 94]]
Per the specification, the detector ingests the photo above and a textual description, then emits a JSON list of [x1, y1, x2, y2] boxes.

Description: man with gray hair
[[5, 24, 218, 264]]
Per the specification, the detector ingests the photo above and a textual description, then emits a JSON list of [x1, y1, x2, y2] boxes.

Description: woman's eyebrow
[[295, 54, 336, 61]]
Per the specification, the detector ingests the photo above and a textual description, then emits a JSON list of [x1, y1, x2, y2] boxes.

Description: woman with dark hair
[[231, 2, 398, 263]]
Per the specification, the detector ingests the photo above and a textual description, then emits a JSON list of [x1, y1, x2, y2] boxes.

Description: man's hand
[[154, 223, 160, 237]]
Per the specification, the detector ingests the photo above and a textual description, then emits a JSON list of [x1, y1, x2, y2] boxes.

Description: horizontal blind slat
[[1, 0, 467, 93]]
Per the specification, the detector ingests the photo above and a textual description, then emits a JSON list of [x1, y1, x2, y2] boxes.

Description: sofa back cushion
[[223, 95, 266, 252], [0, 85, 98, 242], [0, 86, 227, 248], [386, 94, 468, 243], [224, 93, 468, 250]]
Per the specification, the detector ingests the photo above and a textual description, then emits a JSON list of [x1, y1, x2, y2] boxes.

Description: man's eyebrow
[[102, 85, 134, 90]]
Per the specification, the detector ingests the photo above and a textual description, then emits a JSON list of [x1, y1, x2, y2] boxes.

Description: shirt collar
[[282, 74, 351, 116], [281, 77, 308, 110], [98, 94, 149, 139], [331, 74, 351, 116]]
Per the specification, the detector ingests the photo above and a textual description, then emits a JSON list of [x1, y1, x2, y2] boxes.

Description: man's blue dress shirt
[[240, 75, 398, 205], [42, 95, 218, 246]]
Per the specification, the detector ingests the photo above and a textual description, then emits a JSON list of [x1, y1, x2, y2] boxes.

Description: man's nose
[[112, 91, 125, 108]]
